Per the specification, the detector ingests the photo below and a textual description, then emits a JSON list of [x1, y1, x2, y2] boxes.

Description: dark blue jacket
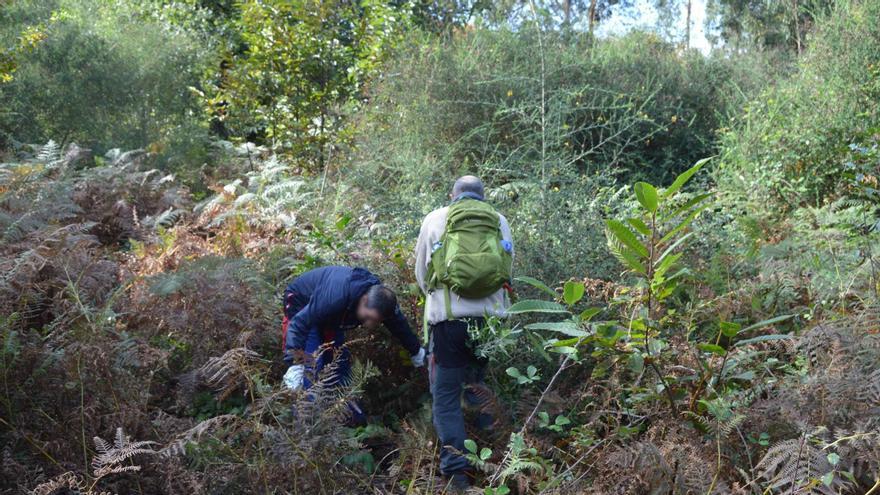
[[283, 266, 421, 363]]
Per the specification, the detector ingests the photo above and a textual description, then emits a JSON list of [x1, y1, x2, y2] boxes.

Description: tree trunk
[[685, 0, 692, 48], [588, 0, 598, 34]]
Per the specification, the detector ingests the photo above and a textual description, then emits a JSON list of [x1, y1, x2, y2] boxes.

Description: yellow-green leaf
[[634, 182, 659, 213]]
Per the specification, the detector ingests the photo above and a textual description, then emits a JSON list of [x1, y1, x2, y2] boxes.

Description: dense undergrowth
[[2, 0, 880, 494]]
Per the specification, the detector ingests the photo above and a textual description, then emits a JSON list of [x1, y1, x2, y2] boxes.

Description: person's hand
[[283, 364, 304, 390], [411, 347, 426, 368]]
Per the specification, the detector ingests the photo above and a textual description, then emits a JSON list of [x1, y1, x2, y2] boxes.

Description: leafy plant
[[506, 365, 540, 385], [537, 411, 571, 433], [211, 0, 405, 165], [603, 157, 714, 412], [464, 438, 494, 471]]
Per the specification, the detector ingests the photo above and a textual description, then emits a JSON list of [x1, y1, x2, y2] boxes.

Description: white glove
[[283, 364, 304, 391], [411, 347, 426, 368]]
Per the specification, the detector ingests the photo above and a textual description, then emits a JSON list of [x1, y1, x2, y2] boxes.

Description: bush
[[0, 0, 212, 154], [716, 0, 880, 212], [349, 28, 771, 283]]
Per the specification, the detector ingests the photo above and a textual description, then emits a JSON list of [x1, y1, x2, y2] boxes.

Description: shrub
[[0, 0, 211, 154], [349, 27, 771, 283], [716, 0, 880, 212]]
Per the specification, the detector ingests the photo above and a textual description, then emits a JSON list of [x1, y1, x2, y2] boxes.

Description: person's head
[[451, 175, 484, 201], [356, 285, 398, 330]]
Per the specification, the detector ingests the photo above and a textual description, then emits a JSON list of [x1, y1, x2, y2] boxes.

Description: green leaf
[[634, 182, 659, 213], [827, 453, 840, 466], [597, 322, 622, 339], [628, 352, 644, 373], [658, 202, 711, 244], [480, 447, 492, 461], [525, 321, 589, 337], [719, 321, 742, 338], [555, 415, 571, 426], [627, 217, 651, 235], [606, 220, 649, 258], [609, 242, 648, 275], [464, 439, 477, 454], [550, 346, 578, 356], [653, 252, 682, 281], [730, 371, 755, 381], [579, 307, 602, 321], [654, 232, 694, 270], [507, 300, 569, 314], [821, 472, 834, 487], [663, 157, 712, 198], [553, 337, 582, 347], [515, 276, 557, 298], [563, 281, 585, 306], [664, 267, 689, 284], [739, 314, 794, 334], [341, 450, 375, 474], [697, 343, 727, 356], [733, 334, 795, 347], [661, 193, 713, 223], [506, 367, 522, 378], [335, 214, 352, 231]]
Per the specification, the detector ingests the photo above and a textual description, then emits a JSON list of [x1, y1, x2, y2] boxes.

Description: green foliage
[[0, 0, 211, 152], [536, 411, 570, 433], [5, 1, 880, 493], [464, 437, 493, 469], [196, 151, 315, 229], [717, 0, 880, 212], [467, 315, 522, 360], [492, 432, 548, 483], [602, 159, 713, 410], [210, 0, 406, 166], [352, 27, 771, 282], [506, 365, 540, 385], [707, 0, 833, 53]]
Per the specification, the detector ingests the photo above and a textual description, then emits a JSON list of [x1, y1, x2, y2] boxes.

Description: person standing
[[415, 176, 513, 490]]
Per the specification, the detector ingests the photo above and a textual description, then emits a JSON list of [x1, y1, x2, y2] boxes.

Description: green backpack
[[428, 198, 512, 301]]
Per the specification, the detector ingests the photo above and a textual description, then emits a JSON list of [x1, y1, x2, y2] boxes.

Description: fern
[[685, 410, 746, 438], [91, 427, 158, 479], [146, 256, 261, 296], [1, 209, 39, 244], [29, 472, 95, 495], [160, 414, 242, 458], [198, 347, 265, 401], [145, 207, 184, 229], [196, 153, 315, 228], [36, 140, 62, 167], [756, 437, 851, 494], [112, 332, 141, 370], [495, 433, 545, 482]]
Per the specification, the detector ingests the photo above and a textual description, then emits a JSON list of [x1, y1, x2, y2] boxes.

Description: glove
[[411, 347, 426, 368], [283, 364, 304, 391]]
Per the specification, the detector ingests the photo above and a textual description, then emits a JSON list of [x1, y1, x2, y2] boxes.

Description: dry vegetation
[[1, 139, 878, 495]]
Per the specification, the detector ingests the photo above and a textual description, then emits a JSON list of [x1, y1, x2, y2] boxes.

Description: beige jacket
[[415, 204, 513, 325]]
